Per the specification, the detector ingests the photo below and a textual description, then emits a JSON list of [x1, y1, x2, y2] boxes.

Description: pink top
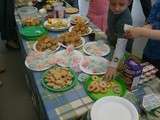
[[87, 0, 109, 32]]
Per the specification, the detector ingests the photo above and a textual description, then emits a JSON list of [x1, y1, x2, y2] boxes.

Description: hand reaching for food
[[105, 66, 117, 81]]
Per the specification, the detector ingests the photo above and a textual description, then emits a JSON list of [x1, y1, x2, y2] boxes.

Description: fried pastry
[[58, 31, 82, 48], [36, 36, 58, 52], [44, 67, 73, 89]]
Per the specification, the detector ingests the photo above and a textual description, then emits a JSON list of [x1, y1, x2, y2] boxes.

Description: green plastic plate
[[22, 33, 47, 41], [42, 68, 77, 92], [20, 26, 47, 38], [84, 75, 127, 101]]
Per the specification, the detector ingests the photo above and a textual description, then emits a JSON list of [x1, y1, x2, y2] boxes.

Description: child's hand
[[105, 66, 117, 81], [124, 27, 142, 39]]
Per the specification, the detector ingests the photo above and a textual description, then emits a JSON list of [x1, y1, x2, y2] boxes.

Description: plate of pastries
[[70, 15, 89, 25], [58, 31, 85, 49], [42, 67, 77, 92], [69, 21, 92, 36], [84, 75, 127, 100], [44, 18, 70, 31], [22, 17, 40, 26], [33, 36, 60, 52], [65, 7, 79, 14]]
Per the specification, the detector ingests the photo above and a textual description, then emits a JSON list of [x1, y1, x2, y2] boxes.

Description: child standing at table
[[106, 0, 133, 80]]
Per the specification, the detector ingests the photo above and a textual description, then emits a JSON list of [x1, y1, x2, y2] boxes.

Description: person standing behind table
[[129, 0, 152, 19], [105, 0, 134, 80], [87, 0, 109, 32], [125, 1, 160, 78], [0, 0, 19, 49]]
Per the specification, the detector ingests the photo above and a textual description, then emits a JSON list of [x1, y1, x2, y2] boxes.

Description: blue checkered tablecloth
[[16, 8, 160, 120], [16, 13, 108, 119]]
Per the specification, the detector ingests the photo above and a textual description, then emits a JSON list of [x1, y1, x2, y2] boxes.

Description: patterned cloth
[[17, 17, 108, 120], [16, 7, 160, 120]]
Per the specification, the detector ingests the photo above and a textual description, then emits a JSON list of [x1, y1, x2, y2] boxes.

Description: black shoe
[[0, 80, 3, 87], [0, 67, 6, 73], [6, 41, 20, 50]]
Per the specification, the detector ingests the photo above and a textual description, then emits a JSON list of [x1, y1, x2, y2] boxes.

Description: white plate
[[83, 41, 110, 56], [25, 51, 54, 71], [44, 19, 70, 31], [60, 37, 85, 49], [91, 96, 139, 120], [33, 41, 60, 53], [69, 15, 89, 25], [69, 26, 93, 36], [79, 56, 109, 75], [54, 50, 83, 67]]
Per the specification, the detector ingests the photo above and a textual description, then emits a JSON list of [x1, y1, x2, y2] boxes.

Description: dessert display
[[25, 51, 54, 71], [65, 7, 79, 14], [70, 22, 91, 36], [88, 76, 121, 94], [80, 56, 108, 75], [22, 17, 40, 26], [34, 36, 59, 52], [53, 49, 83, 69], [83, 41, 110, 56], [43, 67, 73, 89], [70, 15, 89, 25], [44, 18, 69, 31], [58, 31, 84, 48]]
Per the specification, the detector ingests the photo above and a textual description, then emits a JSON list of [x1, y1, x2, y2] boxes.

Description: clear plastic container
[[54, 2, 64, 18], [17, 6, 38, 20]]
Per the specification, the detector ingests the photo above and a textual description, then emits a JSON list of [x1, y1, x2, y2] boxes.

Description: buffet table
[[15, 4, 160, 120], [16, 11, 110, 120]]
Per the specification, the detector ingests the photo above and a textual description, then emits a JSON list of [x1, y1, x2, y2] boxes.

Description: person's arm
[[106, 38, 127, 80], [149, 29, 160, 39], [106, 11, 132, 80], [110, 38, 128, 67], [125, 27, 160, 40]]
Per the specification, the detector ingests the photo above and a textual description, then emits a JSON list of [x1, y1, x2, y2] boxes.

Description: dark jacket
[[0, 0, 17, 41], [108, 8, 133, 53]]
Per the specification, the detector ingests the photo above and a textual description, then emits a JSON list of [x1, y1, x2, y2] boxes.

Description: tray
[[42, 67, 77, 92], [84, 75, 127, 101]]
